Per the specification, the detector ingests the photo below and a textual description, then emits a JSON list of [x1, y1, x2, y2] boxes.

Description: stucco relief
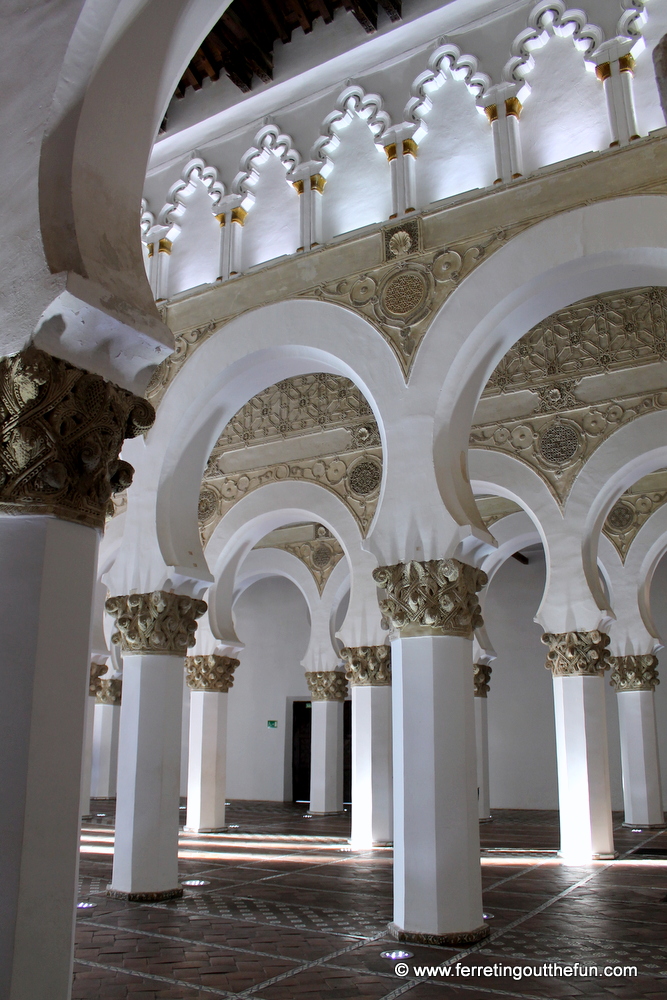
[[602, 470, 667, 562], [373, 559, 486, 638], [185, 653, 239, 692], [609, 654, 660, 693], [106, 591, 207, 655], [281, 530, 345, 595], [305, 670, 348, 701], [542, 630, 611, 677], [341, 644, 391, 686], [473, 662, 492, 697]]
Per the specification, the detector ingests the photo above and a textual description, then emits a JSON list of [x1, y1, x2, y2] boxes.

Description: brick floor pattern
[[73, 802, 667, 999]]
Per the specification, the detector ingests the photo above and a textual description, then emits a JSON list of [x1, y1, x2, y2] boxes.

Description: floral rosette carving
[[105, 591, 207, 655], [609, 654, 660, 692], [96, 679, 122, 705], [305, 670, 348, 701], [185, 654, 239, 692], [473, 662, 492, 697], [541, 630, 611, 677], [0, 346, 155, 529], [340, 645, 391, 686], [372, 559, 486, 637]]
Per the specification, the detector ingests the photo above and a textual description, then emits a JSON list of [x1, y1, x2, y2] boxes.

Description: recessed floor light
[[381, 950, 413, 960], [632, 828, 643, 832], [182, 879, 210, 887], [77, 902, 96, 909], [228, 824, 240, 829], [484, 913, 494, 919]]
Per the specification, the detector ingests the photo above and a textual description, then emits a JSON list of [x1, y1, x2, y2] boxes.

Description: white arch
[[234, 547, 321, 621], [311, 84, 391, 169], [233, 123, 302, 204], [405, 41, 490, 139], [158, 156, 225, 237]]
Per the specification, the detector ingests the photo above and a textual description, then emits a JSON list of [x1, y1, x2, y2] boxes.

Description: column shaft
[[351, 685, 392, 847], [310, 701, 344, 814], [0, 515, 98, 1000], [391, 635, 483, 939], [618, 691, 665, 827], [91, 703, 121, 799], [475, 697, 491, 821], [186, 692, 229, 833], [80, 693, 96, 818]]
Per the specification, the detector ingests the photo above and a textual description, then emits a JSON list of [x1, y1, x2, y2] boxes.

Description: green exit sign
[[267, 720, 278, 729]]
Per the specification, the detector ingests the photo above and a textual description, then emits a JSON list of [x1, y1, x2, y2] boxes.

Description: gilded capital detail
[[372, 559, 486, 637], [96, 679, 122, 705], [0, 346, 155, 529], [105, 592, 207, 655], [474, 662, 492, 698], [609, 654, 659, 693], [541, 630, 611, 677], [305, 670, 348, 702], [186, 654, 239, 692], [340, 645, 391, 686]]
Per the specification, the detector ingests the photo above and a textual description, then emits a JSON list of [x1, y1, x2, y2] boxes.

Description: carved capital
[[305, 670, 348, 701], [610, 654, 660, 693], [541, 630, 611, 677], [185, 654, 239, 692], [105, 592, 207, 655], [96, 679, 122, 705], [0, 347, 154, 529], [89, 662, 108, 696], [373, 559, 486, 637], [340, 645, 391, 686], [474, 662, 492, 697]]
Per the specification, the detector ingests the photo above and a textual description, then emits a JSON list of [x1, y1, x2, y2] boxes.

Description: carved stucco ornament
[[0, 346, 154, 529], [305, 670, 348, 701], [541, 630, 611, 677], [89, 662, 108, 696], [105, 591, 207, 655], [473, 662, 492, 697], [185, 653, 239, 692], [602, 472, 667, 562], [340, 645, 391, 686], [96, 679, 122, 705], [609, 654, 660, 693], [373, 559, 486, 638]]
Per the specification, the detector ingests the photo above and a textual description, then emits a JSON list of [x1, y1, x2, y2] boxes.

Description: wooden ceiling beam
[[312, 0, 336, 24], [285, 0, 315, 33], [341, 0, 377, 33], [378, 0, 401, 22]]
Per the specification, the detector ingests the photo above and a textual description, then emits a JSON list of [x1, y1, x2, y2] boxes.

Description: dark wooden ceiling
[[175, 0, 403, 97]]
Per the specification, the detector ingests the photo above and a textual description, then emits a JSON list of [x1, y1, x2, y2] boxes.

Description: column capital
[[97, 678, 122, 705], [89, 662, 108, 696], [185, 654, 239, 692], [105, 591, 207, 655], [610, 654, 660, 693], [541, 630, 611, 677], [373, 559, 486, 638], [0, 346, 154, 529], [305, 670, 348, 702], [341, 645, 391, 686], [473, 662, 492, 697]]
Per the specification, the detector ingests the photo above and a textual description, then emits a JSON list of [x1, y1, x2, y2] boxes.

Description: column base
[[479, 816, 493, 824], [183, 826, 228, 833], [388, 921, 490, 947], [622, 821, 667, 829], [107, 886, 183, 902], [309, 810, 345, 816]]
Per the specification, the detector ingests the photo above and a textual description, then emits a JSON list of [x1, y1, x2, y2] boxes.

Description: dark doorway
[[291, 700, 352, 805]]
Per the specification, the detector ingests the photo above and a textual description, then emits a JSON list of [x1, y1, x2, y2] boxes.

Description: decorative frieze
[[609, 654, 660, 693], [541, 630, 611, 677], [105, 591, 207, 655], [474, 662, 492, 697], [602, 470, 667, 562], [373, 559, 486, 638], [0, 346, 154, 529], [185, 654, 239, 692], [96, 679, 122, 705], [305, 670, 348, 701], [340, 645, 391, 686], [282, 529, 345, 595]]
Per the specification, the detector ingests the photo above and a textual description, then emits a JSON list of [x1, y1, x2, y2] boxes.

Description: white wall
[[647, 551, 667, 804], [226, 576, 311, 801], [483, 546, 626, 811]]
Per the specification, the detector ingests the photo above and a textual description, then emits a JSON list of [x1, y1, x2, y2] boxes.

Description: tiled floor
[[75, 802, 667, 998]]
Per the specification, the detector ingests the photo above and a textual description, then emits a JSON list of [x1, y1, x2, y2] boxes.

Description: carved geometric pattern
[[0, 347, 154, 529], [609, 654, 660, 693], [384, 219, 421, 261], [373, 558, 487, 638], [541, 630, 611, 677], [602, 470, 667, 562], [340, 645, 391, 686], [474, 662, 492, 697], [96, 678, 122, 705], [485, 287, 667, 397], [105, 591, 207, 655], [305, 670, 348, 701], [470, 392, 667, 505], [280, 527, 345, 595], [185, 654, 239, 692]]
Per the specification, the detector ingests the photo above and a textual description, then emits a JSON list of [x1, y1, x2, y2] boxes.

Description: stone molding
[[185, 654, 239, 692], [96, 679, 122, 705], [541, 630, 611, 677], [105, 592, 207, 655], [305, 670, 348, 701], [340, 645, 391, 686], [474, 662, 492, 697], [373, 559, 486, 638], [609, 654, 660, 693], [0, 346, 154, 529]]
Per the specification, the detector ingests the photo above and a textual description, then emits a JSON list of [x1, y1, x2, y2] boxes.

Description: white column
[[306, 671, 347, 815], [383, 125, 418, 218], [184, 654, 239, 833], [545, 630, 615, 861], [610, 656, 665, 828], [106, 592, 206, 899], [593, 38, 640, 147], [80, 683, 97, 818], [180, 671, 190, 798], [341, 645, 392, 848], [0, 516, 99, 999], [479, 83, 523, 184], [91, 701, 121, 799], [474, 660, 492, 822], [292, 162, 326, 250]]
